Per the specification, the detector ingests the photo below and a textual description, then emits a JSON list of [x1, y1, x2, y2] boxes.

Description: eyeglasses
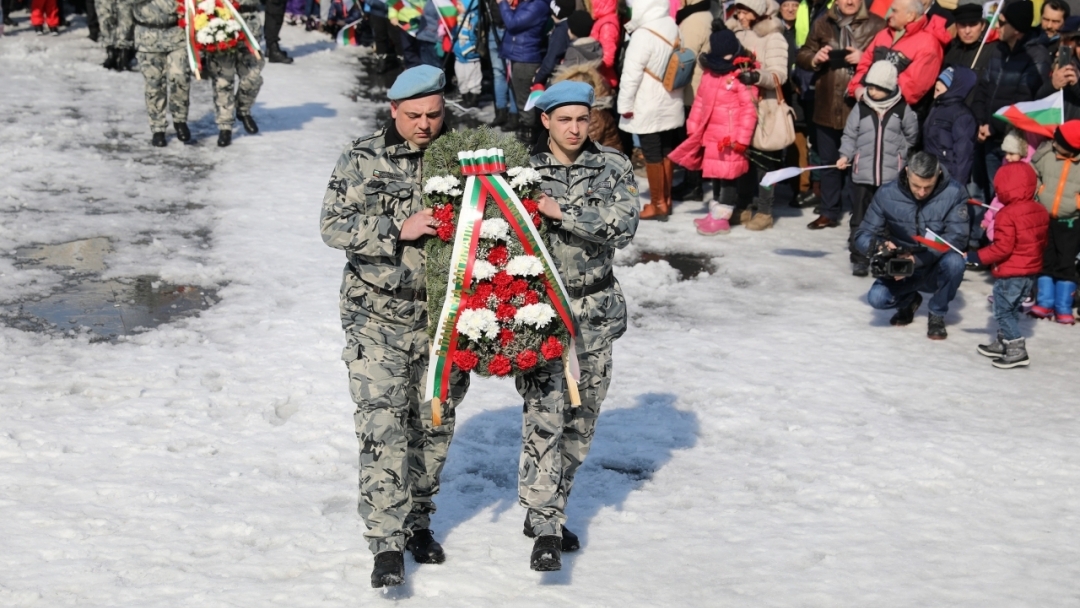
[[998, 17, 1009, 27]]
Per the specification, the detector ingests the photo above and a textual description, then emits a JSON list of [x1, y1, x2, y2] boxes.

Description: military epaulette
[[348, 129, 389, 159]]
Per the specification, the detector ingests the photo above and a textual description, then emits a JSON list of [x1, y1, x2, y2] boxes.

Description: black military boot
[[111, 48, 128, 71], [102, 46, 118, 70], [239, 114, 259, 134], [530, 536, 562, 572], [523, 515, 580, 552], [217, 130, 232, 147], [150, 132, 167, 147], [500, 111, 518, 132], [889, 293, 922, 326], [405, 529, 445, 564], [173, 122, 191, 143], [370, 551, 405, 588], [267, 42, 293, 64], [491, 107, 508, 127]]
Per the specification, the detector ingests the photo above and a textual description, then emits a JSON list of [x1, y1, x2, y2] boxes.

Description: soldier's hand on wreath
[[737, 70, 759, 85], [400, 208, 437, 241], [536, 193, 563, 220]]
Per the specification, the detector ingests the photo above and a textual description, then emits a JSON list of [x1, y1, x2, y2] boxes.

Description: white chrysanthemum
[[196, 29, 213, 43], [423, 175, 461, 195], [505, 255, 543, 277], [480, 218, 509, 241], [448, 187, 462, 197], [514, 303, 555, 329], [214, 29, 227, 41], [457, 308, 498, 341], [198, 0, 216, 13], [506, 166, 523, 178], [472, 260, 496, 281], [509, 167, 542, 191]]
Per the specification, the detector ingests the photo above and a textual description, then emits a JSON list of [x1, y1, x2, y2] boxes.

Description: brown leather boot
[[658, 158, 674, 218], [641, 162, 667, 221]]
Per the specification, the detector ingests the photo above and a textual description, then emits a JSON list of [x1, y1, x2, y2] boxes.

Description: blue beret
[[387, 65, 446, 101], [535, 81, 595, 113]]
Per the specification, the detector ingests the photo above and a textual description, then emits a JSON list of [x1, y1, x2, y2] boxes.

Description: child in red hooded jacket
[[968, 162, 1050, 369]]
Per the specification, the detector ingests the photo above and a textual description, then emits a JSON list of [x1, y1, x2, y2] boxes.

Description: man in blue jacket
[[497, 0, 549, 139], [854, 152, 969, 340]]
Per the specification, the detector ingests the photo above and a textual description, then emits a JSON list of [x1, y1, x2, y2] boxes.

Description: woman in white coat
[[729, 0, 789, 230], [617, 0, 687, 221]]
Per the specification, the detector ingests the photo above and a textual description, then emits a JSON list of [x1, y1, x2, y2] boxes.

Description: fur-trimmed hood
[[551, 62, 614, 109], [726, 0, 784, 38]]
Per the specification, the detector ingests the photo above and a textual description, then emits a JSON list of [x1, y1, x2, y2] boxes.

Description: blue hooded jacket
[[923, 66, 978, 186], [854, 167, 970, 269], [499, 0, 548, 62]]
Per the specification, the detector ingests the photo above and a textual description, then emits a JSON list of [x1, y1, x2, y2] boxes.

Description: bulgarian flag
[[993, 90, 1064, 138], [914, 228, 964, 255], [433, 0, 461, 53], [336, 19, 363, 46]]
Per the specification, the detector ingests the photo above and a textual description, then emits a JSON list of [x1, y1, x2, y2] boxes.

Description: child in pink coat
[[668, 30, 757, 235]]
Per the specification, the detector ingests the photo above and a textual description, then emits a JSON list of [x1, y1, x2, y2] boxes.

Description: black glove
[[737, 70, 759, 85]]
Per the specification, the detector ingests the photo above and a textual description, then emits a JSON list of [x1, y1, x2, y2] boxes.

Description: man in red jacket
[[968, 162, 1050, 369], [848, 0, 944, 107]]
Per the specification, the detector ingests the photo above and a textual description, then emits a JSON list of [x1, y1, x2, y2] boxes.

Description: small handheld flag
[[913, 228, 965, 255]]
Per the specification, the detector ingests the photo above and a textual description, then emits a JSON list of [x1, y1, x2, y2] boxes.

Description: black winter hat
[[952, 3, 984, 24], [568, 10, 594, 37], [551, 0, 576, 19], [700, 29, 744, 75], [1002, 0, 1034, 35]]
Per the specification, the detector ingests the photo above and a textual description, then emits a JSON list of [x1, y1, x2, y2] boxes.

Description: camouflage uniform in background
[[99, 0, 135, 50], [132, 0, 190, 133], [518, 138, 639, 535], [205, 1, 265, 130], [321, 123, 470, 556]]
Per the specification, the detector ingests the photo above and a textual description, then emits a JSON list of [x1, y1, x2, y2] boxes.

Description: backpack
[[641, 28, 696, 92]]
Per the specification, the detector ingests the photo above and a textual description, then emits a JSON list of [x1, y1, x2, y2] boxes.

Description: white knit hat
[[1002, 129, 1028, 157], [865, 60, 898, 93], [734, 0, 767, 17]]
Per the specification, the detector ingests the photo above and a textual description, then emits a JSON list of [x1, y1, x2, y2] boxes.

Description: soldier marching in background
[[133, 0, 192, 146], [204, 0, 266, 147], [320, 66, 469, 590], [518, 80, 640, 571], [99, 0, 136, 71]]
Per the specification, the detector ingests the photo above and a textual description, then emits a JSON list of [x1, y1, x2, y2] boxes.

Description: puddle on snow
[[625, 252, 716, 281], [3, 237, 218, 341]]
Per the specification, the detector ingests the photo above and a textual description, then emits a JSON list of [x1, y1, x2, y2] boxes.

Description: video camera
[[869, 241, 924, 278]]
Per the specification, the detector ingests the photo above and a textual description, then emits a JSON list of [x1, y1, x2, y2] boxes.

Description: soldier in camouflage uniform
[[517, 81, 640, 571], [133, 0, 191, 147], [99, 0, 136, 70], [204, 0, 265, 147], [320, 65, 469, 589]]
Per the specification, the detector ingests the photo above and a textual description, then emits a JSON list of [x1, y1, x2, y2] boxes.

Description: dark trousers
[[369, 14, 399, 57], [510, 61, 539, 128], [85, 0, 98, 36], [1043, 217, 1080, 282], [264, 0, 286, 45], [815, 125, 849, 221], [867, 252, 967, 317], [639, 129, 678, 163], [849, 183, 877, 263], [736, 148, 783, 216]]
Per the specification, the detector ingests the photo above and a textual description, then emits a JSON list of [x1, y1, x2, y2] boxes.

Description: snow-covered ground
[[2, 20, 1080, 607]]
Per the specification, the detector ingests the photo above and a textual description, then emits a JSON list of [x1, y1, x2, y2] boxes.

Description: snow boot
[[522, 516, 580, 552], [239, 114, 258, 134], [736, 208, 753, 226], [500, 111, 519, 132], [694, 200, 733, 235], [1055, 280, 1076, 324], [370, 551, 405, 588], [217, 129, 232, 147], [102, 46, 118, 70], [530, 536, 562, 571], [150, 132, 166, 147], [744, 212, 774, 231], [977, 330, 1006, 357], [927, 313, 947, 340], [640, 162, 668, 221], [890, 292, 922, 326], [174, 122, 191, 142], [267, 42, 293, 64], [672, 170, 703, 201], [1029, 275, 1056, 319], [405, 529, 445, 564], [992, 337, 1030, 369], [491, 108, 508, 128]]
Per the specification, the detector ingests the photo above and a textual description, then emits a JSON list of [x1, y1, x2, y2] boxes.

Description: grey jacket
[[839, 96, 920, 187]]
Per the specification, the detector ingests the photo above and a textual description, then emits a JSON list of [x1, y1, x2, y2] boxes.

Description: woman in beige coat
[[728, 0, 789, 230]]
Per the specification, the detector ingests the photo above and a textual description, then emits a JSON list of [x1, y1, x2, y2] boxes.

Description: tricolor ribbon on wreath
[[424, 148, 581, 425]]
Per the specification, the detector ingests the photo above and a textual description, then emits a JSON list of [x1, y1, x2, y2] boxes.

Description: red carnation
[[521, 198, 538, 215], [540, 336, 564, 360], [492, 271, 512, 287], [453, 350, 479, 372], [437, 222, 455, 242], [498, 328, 515, 347], [494, 283, 514, 302], [516, 350, 539, 371], [532, 214, 542, 228], [434, 204, 455, 223], [523, 290, 540, 305], [496, 303, 517, 321], [510, 279, 528, 296], [471, 282, 493, 301], [488, 354, 513, 376], [487, 244, 509, 267]]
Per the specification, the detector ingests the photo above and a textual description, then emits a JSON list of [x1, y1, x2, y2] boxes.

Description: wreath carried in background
[[177, 0, 246, 52], [421, 128, 580, 422]]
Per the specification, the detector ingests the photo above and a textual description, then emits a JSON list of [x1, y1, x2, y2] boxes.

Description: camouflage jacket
[[530, 138, 639, 351], [132, 0, 184, 52], [321, 123, 430, 328]]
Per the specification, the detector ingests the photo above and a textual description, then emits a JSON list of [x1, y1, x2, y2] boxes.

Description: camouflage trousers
[[516, 344, 612, 536], [137, 47, 191, 132], [204, 49, 265, 130], [345, 328, 469, 555], [97, 0, 134, 48]]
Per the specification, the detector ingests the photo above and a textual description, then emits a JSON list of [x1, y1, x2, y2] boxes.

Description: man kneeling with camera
[[853, 152, 969, 340]]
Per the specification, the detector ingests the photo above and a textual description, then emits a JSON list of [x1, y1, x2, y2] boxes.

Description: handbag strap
[[757, 73, 786, 105]]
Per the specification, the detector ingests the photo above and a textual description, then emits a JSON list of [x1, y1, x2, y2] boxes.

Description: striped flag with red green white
[[914, 228, 964, 255], [336, 19, 362, 46], [432, 0, 461, 53], [993, 91, 1064, 138]]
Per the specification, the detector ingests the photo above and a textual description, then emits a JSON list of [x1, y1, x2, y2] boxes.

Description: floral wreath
[[177, 0, 247, 53]]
